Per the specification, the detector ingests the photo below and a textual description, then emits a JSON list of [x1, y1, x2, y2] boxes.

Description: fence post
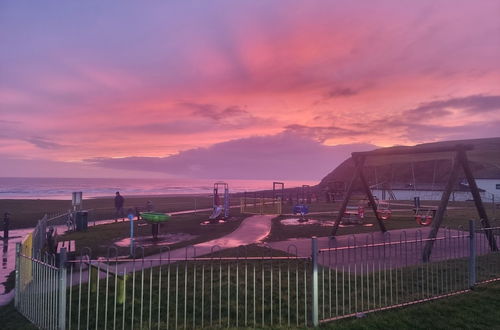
[[58, 248, 67, 330], [493, 194, 496, 220], [468, 220, 476, 289], [311, 237, 319, 327], [15, 242, 21, 309]]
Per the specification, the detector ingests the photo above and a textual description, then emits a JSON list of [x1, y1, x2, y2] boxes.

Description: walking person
[[114, 191, 125, 222]]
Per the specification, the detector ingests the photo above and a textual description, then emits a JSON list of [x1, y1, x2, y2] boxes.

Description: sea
[[0, 177, 317, 200]]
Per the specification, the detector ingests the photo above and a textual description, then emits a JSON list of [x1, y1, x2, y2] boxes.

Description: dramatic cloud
[[356, 94, 500, 143], [1, 1, 499, 178], [87, 133, 377, 180], [284, 125, 363, 143], [324, 87, 361, 99], [406, 95, 500, 116], [25, 137, 65, 150]]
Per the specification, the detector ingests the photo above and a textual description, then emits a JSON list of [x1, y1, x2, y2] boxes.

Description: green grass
[[7, 280, 500, 330], [6, 197, 500, 329], [0, 195, 217, 229], [67, 245, 312, 329], [60, 208, 248, 258], [0, 302, 37, 330], [265, 200, 500, 242], [63, 248, 500, 329], [327, 281, 500, 330]]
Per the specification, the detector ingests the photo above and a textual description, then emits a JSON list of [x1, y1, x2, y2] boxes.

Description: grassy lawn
[[329, 281, 500, 330], [0, 195, 217, 229], [60, 208, 248, 258], [5, 196, 500, 328], [63, 245, 498, 329], [266, 200, 500, 242], [0, 302, 37, 330], [6, 275, 500, 329], [66, 245, 311, 329], [6, 243, 500, 329]]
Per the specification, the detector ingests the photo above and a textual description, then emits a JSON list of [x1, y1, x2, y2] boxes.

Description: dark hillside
[[319, 137, 500, 192]]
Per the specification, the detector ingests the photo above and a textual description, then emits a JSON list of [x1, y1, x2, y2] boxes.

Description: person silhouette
[[114, 191, 125, 222]]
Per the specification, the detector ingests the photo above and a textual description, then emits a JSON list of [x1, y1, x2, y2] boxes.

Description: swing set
[[331, 143, 499, 261]]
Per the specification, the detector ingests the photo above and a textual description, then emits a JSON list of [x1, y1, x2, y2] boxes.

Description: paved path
[[75, 214, 274, 276], [268, 227, 498, 271], [2, 213, 273, 305]]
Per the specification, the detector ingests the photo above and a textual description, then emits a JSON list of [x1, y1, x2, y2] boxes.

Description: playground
[[8, 142, 500, 330]]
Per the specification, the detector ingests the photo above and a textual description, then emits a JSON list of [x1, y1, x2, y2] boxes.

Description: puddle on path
[[114, 233, 196, 248], [280, 218, 374, 228]]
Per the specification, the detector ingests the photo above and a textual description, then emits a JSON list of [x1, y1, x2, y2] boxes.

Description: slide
[[209, 206, 223, 220]]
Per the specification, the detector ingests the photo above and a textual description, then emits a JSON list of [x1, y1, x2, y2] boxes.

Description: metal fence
[[65, 252, 310, 329], [15, 243, 67, 330], [315, 231, 471, 323], [14, 220, 500, 329]]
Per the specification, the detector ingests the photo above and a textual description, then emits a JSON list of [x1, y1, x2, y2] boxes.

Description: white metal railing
[[14, 220, 500, 329]]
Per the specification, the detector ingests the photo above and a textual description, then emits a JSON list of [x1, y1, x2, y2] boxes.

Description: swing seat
[[342, 206, 364, 225], [341, 212, 364, 225], [377, 209, 392, 220], [415, 214, 433, 226]]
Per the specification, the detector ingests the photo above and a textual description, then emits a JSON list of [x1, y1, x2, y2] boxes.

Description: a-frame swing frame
[[330, 144, 498, 261]]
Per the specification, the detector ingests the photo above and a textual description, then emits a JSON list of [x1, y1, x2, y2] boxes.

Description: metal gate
[[15, 241, 67, 330]]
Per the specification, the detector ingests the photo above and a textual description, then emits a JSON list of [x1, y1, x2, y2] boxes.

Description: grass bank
[[266, 200, 499, 242], [60, 208, 248, 258], [329, 281, 500, 330], [0, 195, 216, 230], [6, 281, 500, 329]]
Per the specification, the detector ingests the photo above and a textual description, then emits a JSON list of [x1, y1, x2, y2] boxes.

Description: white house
[[471, 168, 500, 202]]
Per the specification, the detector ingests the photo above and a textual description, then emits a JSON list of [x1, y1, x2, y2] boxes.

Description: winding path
[[86, 214, 274, 274]]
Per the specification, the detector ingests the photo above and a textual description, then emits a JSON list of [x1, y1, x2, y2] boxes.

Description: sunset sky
[[1, 1, 500, 180]]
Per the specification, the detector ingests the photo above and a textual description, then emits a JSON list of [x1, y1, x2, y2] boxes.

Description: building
[[469, 167, 500, 201]]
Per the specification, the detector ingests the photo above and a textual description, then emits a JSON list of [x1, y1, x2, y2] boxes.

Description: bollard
[[468, 220, 477, 289], [311, 237, 319, 327]]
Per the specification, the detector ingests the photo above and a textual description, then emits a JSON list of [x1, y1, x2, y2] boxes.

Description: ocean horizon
[[0, 177, 318, 200]]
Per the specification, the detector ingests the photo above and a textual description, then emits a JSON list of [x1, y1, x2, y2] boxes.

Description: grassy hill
[[319, 137, 500, 192]]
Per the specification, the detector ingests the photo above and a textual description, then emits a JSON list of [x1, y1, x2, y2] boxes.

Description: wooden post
[[422, 154, 462, 262], [460, 151, 498, 251], [331, 160, 360, 237], [355, 156, 387, 233]]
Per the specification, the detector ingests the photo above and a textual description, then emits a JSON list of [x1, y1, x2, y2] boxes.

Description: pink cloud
[[0, 1, 499, 177]]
